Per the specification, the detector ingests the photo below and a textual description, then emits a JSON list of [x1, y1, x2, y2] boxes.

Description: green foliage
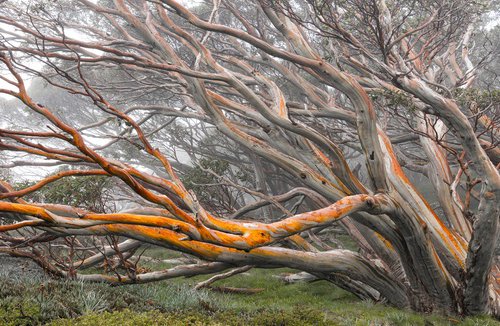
[[379, 89, 419, 112], [453, 88, 500, 112], [48, 309, 500, 326], [0, 297, 40, 326], [15, 173, 111, 212], [0, 269, 226, 325], [183, 158, 230, 191], [49, 308, 329, 326], [1, 264, 500, 326]]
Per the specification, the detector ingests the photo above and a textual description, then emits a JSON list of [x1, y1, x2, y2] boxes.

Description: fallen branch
[[206, 286, 264, 294], [195, 265, 253, 289]]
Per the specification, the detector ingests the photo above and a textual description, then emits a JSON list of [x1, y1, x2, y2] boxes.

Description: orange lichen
[[375, 232, 394, 250]]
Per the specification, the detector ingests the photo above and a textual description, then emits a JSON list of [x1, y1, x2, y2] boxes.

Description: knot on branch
[[366, 194, 392, 215], [366, 197, 376, 209]]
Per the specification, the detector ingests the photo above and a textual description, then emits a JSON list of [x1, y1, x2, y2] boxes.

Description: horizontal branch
[[0, 194, 391, 250]]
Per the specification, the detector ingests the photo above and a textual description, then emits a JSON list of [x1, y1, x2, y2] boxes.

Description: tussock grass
[[1, 250, 499, 325]]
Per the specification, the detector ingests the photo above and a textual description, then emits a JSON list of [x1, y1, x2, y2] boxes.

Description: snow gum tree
[[0, 0, 498, 316]]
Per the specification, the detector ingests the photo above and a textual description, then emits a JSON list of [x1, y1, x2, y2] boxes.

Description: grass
[[1, 248, 499, 325]]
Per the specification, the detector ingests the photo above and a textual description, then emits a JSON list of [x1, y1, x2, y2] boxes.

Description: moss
[[0, 298, 41, 326], [46, 308, 500, 326], [49, 308, 329, 326]]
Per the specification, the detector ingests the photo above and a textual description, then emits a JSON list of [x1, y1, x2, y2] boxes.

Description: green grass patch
[[1, 252, 499, 325]]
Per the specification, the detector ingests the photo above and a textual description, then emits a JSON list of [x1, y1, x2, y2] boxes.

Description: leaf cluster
[[15, 175, 111, 213]]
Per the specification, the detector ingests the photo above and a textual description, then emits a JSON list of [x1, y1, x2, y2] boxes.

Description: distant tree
[[15, 171, 113, 213]]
